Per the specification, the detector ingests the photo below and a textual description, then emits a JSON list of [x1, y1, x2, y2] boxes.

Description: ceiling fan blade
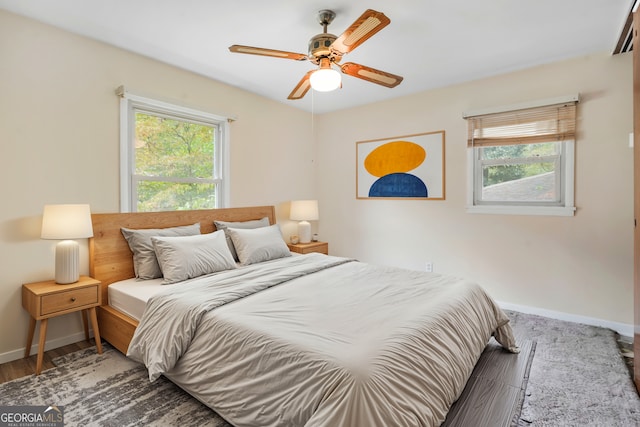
[[287, 71, 314, 100], [340, 62, 403, 88], [229, 45, 307, 61], [330, 9, 390, 55]]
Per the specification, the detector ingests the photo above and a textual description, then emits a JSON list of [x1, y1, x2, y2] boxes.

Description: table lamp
[[41, 204, 94, 284], [290, 200, 319, 244]]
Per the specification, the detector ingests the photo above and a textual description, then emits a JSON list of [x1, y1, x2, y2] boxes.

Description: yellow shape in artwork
[[364, 141, 426, 177]]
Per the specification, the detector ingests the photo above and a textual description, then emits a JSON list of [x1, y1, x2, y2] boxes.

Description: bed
[[90, 206, 518, 427]]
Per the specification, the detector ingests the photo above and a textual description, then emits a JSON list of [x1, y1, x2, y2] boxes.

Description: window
[[464, 97, 578, 216], [118, 88, 230, 212]]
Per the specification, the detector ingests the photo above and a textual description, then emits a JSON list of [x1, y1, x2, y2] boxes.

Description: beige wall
[[0, 9, 634, 362], [315, 52, 634, 328], [0, 10, 314, 361]]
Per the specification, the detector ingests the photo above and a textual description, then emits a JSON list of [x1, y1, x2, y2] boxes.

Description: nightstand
[[22, 276, 103, 375], [287, 241, 328, 255]]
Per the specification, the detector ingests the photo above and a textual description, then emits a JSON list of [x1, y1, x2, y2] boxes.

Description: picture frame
[[356, 130, 445, 200]]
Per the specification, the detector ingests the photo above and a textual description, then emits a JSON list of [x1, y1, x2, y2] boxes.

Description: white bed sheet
[[108, 278, 164, 321]]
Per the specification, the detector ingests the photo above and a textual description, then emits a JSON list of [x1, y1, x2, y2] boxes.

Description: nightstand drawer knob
[[70, 297, 76, 302]]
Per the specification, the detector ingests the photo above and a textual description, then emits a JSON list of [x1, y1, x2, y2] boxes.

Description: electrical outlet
[[425, 262, 433, 273]]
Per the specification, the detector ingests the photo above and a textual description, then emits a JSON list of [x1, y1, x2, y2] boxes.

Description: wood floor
[[441, 339, 535, 426], [0, 340, 95, 384]]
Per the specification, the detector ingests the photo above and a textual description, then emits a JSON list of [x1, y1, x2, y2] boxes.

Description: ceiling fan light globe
[[310, 68, 341, 92]]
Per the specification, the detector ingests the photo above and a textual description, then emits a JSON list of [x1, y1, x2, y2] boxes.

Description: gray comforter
[[128, 253, 518, 427]]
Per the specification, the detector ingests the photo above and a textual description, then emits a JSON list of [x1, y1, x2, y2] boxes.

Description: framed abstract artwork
[[356, 130, 445, 200]]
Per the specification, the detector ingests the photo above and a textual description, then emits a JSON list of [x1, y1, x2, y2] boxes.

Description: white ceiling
[[0, 0, 633, 114]]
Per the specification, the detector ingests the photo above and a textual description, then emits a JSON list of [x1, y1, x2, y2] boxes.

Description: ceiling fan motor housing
[[308, 33, 337, 61]]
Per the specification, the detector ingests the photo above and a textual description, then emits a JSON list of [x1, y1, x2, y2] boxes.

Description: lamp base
[[298, 221, 312, 244], [55, 240, 80, 284]]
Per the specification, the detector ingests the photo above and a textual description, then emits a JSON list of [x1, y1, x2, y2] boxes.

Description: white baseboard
[[0, 330, 95, 365], [499, 301, 634, 338]]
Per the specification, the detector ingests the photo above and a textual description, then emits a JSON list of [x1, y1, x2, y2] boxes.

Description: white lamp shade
[[310, 68, 341, 92], [41, 204, 93, 239], [41, 204, 93, 284], [290, 200, 319, 221]]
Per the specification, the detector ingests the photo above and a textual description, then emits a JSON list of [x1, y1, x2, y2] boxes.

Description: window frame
[[464, 96, 578, 217], [118, 89, 230, 212], [466, 141, 575, 216]]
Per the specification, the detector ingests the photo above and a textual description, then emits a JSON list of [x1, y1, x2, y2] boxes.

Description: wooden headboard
[[89, 206, 276, 303]]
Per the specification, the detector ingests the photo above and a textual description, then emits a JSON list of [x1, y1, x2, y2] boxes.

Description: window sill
[[466, 205, 576, 216]]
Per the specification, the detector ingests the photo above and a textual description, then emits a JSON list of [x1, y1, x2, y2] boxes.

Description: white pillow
[[151, 230, 237, 284], [121, 223, 201, 280], [227, 224, 291, 265], [214, 217, 270, 261]]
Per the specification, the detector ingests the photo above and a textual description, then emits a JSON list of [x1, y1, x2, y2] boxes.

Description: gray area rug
[[0, 311, 638, 426], [0, 345, 229, 427], [506, 310, 640, 426]]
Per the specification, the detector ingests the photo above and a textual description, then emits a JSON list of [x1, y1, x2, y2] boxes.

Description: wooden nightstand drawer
[[40, 285, 99, 316]]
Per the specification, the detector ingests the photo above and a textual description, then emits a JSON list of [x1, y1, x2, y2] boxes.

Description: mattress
[[108, 278, 164, 321]]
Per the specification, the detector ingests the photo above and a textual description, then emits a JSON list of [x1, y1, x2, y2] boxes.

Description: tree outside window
[[134, 113, 217, 212]]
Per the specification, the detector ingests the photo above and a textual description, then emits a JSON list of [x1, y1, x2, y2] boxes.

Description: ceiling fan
[[228, 9, 404, 100]]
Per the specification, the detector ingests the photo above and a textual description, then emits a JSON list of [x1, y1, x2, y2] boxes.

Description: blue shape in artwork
[[369, 173, 428, 198]]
